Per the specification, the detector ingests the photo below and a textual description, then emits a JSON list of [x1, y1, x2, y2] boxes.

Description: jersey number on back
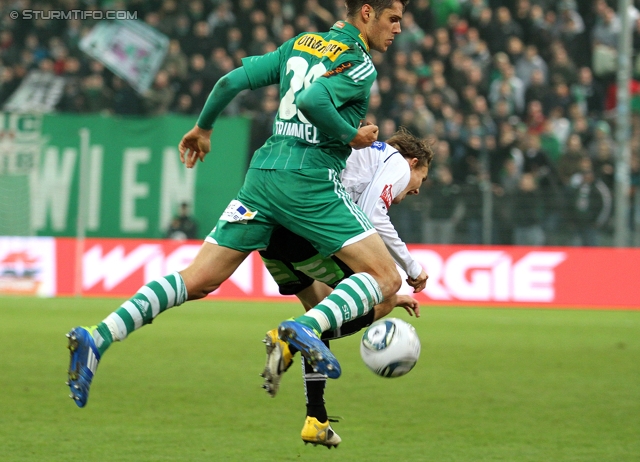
[[279, 57, 327, 123]]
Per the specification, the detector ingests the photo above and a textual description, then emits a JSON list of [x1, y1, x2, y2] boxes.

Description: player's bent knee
[[372, 267, 402, 299], [387, 271, 402, 296]]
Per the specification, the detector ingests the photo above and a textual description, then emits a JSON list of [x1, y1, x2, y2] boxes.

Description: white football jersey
[[340, 141, 423, 279]]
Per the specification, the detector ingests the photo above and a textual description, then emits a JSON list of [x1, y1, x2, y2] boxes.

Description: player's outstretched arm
[[179, 67, 252, 168]]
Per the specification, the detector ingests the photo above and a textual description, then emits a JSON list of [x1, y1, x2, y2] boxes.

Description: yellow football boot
[[301, 416, 341, 448], [261, 328, 293, 397]]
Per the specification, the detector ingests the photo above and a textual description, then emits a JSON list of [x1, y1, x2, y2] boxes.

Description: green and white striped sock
[[294, 273, 383, 334], [90, 272, 187, 356]]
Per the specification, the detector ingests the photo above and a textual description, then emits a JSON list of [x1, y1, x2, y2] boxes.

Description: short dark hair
[[345, 0, 410, 18], [386, 126, 434, 169]]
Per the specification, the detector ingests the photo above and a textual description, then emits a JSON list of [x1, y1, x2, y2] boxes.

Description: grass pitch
[[0, 297, 638, 461]]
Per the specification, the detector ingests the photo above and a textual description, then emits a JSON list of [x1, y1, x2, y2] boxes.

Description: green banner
[[0, 112, 250, 238]]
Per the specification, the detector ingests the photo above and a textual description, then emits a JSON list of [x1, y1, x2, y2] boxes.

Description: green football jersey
[[242, 21, 376, 172]]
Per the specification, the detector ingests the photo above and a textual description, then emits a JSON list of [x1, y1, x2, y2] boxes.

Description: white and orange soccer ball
[[360, 318, 421, 378]]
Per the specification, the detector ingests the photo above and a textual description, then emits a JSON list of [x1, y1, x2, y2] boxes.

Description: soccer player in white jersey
[[260, 127, 433, 447]]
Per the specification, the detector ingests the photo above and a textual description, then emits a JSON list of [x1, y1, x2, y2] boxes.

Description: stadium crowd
[[1, 0, 640, 246]]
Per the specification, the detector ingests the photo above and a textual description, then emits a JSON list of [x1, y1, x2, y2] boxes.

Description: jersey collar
[[331, 21, 369, 53]]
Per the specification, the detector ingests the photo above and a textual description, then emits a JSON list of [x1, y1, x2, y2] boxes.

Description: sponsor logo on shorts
[[221, 199, 257, 224]]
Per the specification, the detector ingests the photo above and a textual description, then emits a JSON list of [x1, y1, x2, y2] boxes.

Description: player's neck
[[345, 17, 369, 48]]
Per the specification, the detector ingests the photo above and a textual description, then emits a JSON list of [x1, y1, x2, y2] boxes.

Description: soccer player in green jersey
[[66, 0, 423, 414]]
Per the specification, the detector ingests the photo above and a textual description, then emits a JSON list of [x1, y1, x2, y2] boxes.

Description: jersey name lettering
[[275, 121, 320, 144], [293, 34, 348, 62]]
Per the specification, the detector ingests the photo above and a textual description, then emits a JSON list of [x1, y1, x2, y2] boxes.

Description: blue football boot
[[66, 327, 101, 407], [278, 320, 341, 379]]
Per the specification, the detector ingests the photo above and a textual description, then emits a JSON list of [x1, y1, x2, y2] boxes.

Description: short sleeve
[[241, 47, 283, 90]]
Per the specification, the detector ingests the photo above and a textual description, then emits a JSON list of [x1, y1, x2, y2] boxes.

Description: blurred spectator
[[548, 44, 578, 86], [506, 35, 525, 63], [513, 0, 535, 44], [171, 93, 195, 115], [0, 30, 19, 65], [432, 0, 462, 28], [592, 139, 616, 191], [247, 24, 271, 56], [394, 12, 425, 53], [493, 156, 520, 244], [591, 2, 620, 78], [460, 156, 485, 244], [547, 106, 571, 147], [409, 0, 436, 33], [587, 120, 615, 158], [184, 21, 214, 58], [525, 69, 551, 107], [112, 77, 144, 115], [379, 118, 398, 141], [512, 173, 545, 245], [422, 165, 463, 244], [489, 64, 525, 114], [144, 70, 175, 115], [0, 67, 21, 104], [82, 74, 112, 113], [572, 66, 605, 116], [543, 81, 574, 115], [569, 112, 592, 147], [207, 1, 235, 42], [557, 0, 585, 57], [592, 1, 621, 50], [487, 7, 524, 54], [558, 133, 588, 185], [515, 44, 548, 88], [166, 202, 198, 240], [162, 40, 189, 82], [525, 99, 546, 134], [566, 158, 612, 246]]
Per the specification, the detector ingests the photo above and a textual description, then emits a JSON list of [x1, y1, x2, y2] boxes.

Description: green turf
[[0, 297, 638, 461]]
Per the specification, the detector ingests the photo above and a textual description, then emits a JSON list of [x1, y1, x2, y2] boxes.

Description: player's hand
[[407, 270, 428, 293], [349, 123, 379, 149], [395, 294, 420, 318], [179, 125, 213, 168]]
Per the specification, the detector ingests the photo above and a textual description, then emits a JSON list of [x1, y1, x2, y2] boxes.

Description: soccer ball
[[360, 318, 421, 378]]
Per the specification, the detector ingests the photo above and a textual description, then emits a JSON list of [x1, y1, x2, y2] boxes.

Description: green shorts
[[206, 168, 375, 256]]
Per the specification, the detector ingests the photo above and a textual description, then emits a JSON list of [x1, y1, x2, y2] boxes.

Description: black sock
[[302, 340, 329, 423]]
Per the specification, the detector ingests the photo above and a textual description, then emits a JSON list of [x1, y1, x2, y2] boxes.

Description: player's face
[[366, 2, 403, 53], [393, 162, 429, 204]]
